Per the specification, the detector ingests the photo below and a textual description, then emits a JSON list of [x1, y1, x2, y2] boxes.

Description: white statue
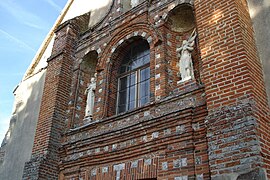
[[85, 74, 96, 117], [131, 0, 139, 8], [176, 29, 197, 82]]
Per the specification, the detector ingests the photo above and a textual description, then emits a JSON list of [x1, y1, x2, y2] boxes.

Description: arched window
[[117, 40, 150, 114]]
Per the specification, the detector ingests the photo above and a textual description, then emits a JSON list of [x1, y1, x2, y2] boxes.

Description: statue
[[85, 74, 96, 117], [176, 29, 197, 82]]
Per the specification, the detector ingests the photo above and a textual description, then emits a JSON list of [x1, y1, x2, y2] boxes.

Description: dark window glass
[[117, 40, 150, 114]]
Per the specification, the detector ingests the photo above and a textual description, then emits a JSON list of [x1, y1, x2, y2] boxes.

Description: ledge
[[47, 50, 65, 62], [65, 82, 205, 136]]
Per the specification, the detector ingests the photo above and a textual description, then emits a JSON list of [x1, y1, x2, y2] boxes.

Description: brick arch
[[109, 36, 150, 67], [164, 3, 196, 32], [96, 23, 162, 118], [166, 2, 194, 19], [97, 23, 162, 71], [152, 1, 194, 26], [105, 36, 152, 117]]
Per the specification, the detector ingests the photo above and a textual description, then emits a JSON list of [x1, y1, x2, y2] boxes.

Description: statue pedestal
[[177, 76, 192, 84], [83, 116, 93, 124]]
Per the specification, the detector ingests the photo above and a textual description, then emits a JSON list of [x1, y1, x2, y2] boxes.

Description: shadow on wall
[[249, 1, 270, 105], [89, 2, 113, 28], [71, 50, 98, 128], [0, 70, 46, 180]]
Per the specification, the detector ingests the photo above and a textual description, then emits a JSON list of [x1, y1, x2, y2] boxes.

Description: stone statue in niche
[[176, 29, 197, 82], [130, 0, 139, 8], [85, 73, 96, 117]]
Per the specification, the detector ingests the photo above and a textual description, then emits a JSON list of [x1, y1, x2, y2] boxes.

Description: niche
[[166, 5, 196, 33], [81, 51, 98, 76], [74, 51, 98, 126], [165, 4, 201, 92]]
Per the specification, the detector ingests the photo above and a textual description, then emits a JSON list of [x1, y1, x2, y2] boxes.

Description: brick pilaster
[[195, 0, 270, 178], [22, 21, 80, 179]]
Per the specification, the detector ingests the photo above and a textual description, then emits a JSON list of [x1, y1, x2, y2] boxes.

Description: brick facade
[[22, 20, 80, 179], [22, 0, 270, 179]]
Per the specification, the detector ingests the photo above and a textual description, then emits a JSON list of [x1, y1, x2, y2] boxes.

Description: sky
[[0, 0, 67, 143]]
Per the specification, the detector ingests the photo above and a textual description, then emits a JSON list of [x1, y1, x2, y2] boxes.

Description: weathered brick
[[20, 0, 270, 179]]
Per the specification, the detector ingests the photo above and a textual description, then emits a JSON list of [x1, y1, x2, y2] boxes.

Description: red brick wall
[[23, 0, 270, 179], [23, 21, 80, 179], [60, 95, 209, 180], [195, 0, 268, 110], [235, 0, 270, 176], [195, 0, 270, 178]]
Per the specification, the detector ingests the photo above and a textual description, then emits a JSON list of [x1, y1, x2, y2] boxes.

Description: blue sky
[[0, 0, 67, 143]]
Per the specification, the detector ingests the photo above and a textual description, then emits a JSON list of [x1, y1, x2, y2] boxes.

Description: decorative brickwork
[[194, 0, 270, 178], [22, 0, 270, 179], [206, 99, 261, 178], [60, 85, 209, 179], [22, 20, 81, 179]]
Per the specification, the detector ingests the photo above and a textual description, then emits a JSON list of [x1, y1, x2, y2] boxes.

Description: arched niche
[[81, 50, 98, 76], [164, 4, 202, 90], [166, 4, 196, 33], [76, 50, 98, 125]]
